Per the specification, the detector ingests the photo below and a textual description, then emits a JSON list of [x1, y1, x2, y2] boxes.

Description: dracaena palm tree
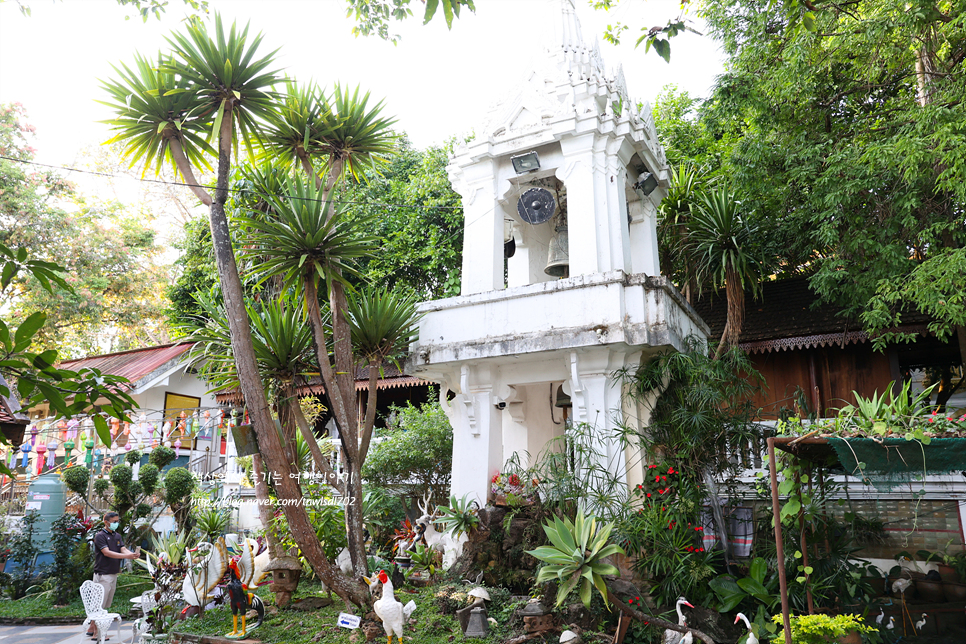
[[239, 171, 420, 576], [688, 186, 762, 358], [102, 14, 372, 607]]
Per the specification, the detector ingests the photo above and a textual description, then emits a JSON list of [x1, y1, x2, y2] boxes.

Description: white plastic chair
[[80, 580, 123, 644], [130, 590, 157, 644]]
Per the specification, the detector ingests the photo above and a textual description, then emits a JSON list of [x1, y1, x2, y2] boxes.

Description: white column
[[628, 197, 660, 276], [567, 349, 629, 487], [449, 365, 504, 505], [558, 133, 602, 277], [452, 160, 504, 295], [605, 145, 632, 274]]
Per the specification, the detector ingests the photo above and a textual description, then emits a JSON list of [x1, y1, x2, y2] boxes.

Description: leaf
[[737, 577, 770, 598], [653, 38, 671, 63], [780, 498, 801, 519], [93, 415, 113, 448], [14, 312, 47, 350], [802, 11, 816, 32], [423, 0, 439, 25]]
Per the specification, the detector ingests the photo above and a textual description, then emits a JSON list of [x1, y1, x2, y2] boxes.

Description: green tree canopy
[[361, 400, 453, 505]]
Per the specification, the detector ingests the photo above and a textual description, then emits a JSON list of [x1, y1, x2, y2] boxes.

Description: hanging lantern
[[84, 438, 95, 465], [66, 418, 79, 440], [29, 425, 39, 446], [35, 442, 46, 475], [124, 442, 132, 452], [174, 437, 182, 458], [63, 439, 75, 466], [93, 447, 102, 469], [20, 442, 31, 469]]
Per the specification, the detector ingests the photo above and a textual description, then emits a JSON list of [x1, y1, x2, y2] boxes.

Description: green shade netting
[[828, 438, 966, 491]]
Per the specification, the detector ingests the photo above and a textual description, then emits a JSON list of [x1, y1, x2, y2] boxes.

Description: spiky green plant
[[436, 493, 480, 539], [527, 512, 624, 609], [346, 288, 422, 364]]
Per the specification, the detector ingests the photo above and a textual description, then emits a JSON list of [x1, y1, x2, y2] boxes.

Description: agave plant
[[527, 512, 624, 609], [436, 494, 480, 539]]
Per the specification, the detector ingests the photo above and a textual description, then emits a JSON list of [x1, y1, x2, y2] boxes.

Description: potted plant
[[139, 558, 189, 642], [771, 613, 875, 644], [406, 543, 440, 586], [902, 550, 946, 603], [489, 472, 538, 506], [943, 551, 966, 602]]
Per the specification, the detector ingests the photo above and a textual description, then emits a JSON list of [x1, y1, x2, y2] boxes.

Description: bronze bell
[[545, 210, 569, 277]]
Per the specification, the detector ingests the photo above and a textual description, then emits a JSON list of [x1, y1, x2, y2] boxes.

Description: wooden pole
[[768, 437, 793, 644]]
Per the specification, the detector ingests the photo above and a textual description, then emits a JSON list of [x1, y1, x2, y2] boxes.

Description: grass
[[0, 572, 154, 620], [171, 579, 535, 644]]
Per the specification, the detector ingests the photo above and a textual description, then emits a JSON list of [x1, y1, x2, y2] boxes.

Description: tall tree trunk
[[251, 453, 281, 559], [205, 105, 369, 608]]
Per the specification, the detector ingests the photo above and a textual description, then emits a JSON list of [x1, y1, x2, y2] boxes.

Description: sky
[[0, 0, 725, 227]]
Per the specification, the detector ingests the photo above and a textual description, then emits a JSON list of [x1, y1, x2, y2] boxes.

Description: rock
[[291, 597, 334, 611], [560, 629, 582, 644], [362, 621, 383, 641], [561, 603, 594, 630], [685, 604, 741, 644], [349, 632, 360, 644], [266, 605, 279, 615]]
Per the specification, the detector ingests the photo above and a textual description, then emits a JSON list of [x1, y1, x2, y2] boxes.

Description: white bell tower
[[408, 0, 709, 505]]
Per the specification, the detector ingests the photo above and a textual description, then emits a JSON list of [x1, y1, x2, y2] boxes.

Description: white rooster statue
[[366, 569, 416, 644]]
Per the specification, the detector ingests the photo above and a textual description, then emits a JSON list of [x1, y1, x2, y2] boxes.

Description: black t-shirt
[[93, 528, 124, 575]]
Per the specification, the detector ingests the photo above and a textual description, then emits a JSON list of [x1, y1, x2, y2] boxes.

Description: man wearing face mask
[[86, 511, 140, 639]]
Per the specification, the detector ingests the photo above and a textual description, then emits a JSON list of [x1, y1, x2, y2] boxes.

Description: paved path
[[0, 621, 136, 644]]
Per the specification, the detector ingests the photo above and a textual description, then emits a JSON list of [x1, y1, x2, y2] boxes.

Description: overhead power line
[[0, 155, 463, 212]]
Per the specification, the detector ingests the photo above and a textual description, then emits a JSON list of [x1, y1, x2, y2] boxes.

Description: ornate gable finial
[[555, 0, 584, 50]]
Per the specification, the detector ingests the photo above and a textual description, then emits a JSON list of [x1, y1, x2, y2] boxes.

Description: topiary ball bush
[[110, 464, 133, 490], [136, 502, 152, 519], [164, 467, 194, 505], [93, 477, 110, 498], [126, 450, 142, 466], [149, 445, 175, 469], [62, 466, 90, 496], [138, 463, 160, 495]]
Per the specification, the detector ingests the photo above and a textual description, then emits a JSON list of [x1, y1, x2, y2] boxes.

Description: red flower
[[492, 475, 499, 483], [635, 597, 640, 601], [695, 526, 703, 531], [699, 548, 705, 552], [646, 493, 651, 497], [509, 474, 521, 486], [929, 418, 935, 423]]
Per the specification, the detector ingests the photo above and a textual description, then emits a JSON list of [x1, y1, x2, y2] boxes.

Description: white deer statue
[[410, 492, 468, 571]]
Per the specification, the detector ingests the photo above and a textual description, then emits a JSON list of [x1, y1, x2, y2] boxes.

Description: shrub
[[149, 445, 175, 469], [126, 450, 142, 466], [774, 613, 876, 644], [62, 466, 90, 496], [138, 463, 160, 495]]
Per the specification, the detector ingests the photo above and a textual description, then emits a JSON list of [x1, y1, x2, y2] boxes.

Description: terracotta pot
[[937, 563, 959, 583], [943, 581, 966, 602], [915, 578, 946, 603], [836, 630, 862, 644], [492, 494, 508, 507]]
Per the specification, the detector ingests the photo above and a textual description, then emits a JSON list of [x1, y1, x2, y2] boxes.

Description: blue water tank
[[25, 472, 67, 550]]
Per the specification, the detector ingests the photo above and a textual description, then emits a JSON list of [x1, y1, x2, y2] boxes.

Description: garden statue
[[457, 587, 490, 635], [225, 557, 264, 639], [182, 540, 228, 612], [365, 569, 416, 644], [266, 551, 302, 608], [664, 597, 694, 644], [734, 614, 758, 644]]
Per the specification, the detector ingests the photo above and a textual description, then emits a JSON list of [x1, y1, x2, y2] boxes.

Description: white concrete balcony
[[408, 271, 709, 372]]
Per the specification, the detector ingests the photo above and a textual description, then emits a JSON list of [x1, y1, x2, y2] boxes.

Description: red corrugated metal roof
[[59, 343, 195, 389]]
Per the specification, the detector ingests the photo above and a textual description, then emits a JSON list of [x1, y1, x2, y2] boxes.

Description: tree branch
[[166, 133, 212, 206], [606, 588, 714, 644]]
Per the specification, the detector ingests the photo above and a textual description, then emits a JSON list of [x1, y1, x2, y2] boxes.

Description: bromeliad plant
[[526, 512, 624, 609]]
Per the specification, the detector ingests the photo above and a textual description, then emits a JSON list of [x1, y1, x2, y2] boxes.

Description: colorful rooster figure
[[225, 556, 264, 638]]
